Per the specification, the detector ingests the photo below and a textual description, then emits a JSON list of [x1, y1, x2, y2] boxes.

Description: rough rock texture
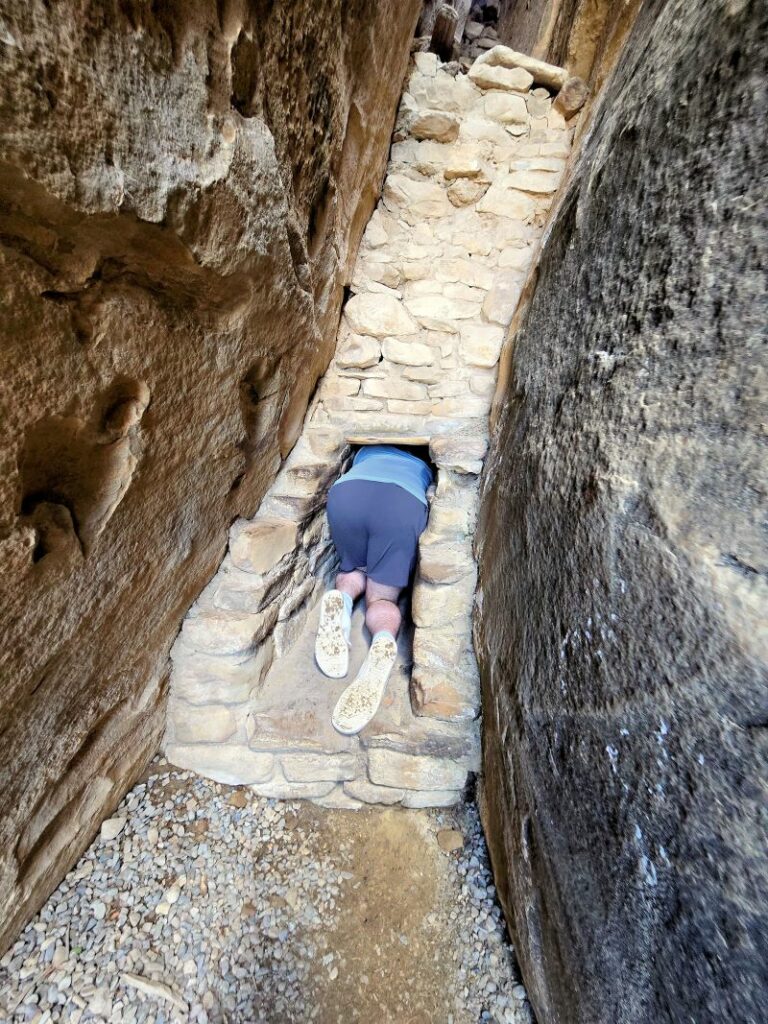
[[0, 0, 420, 954], [476, 1, 767, 1022], [495, 0, 636, 84]]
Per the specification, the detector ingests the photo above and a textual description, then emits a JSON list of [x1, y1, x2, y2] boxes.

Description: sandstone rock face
[[0, 0, 420, 954], [476, 1, 767, 1022]]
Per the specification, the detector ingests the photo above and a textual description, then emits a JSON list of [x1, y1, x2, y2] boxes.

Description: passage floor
[[0, 758, 533, 1024]]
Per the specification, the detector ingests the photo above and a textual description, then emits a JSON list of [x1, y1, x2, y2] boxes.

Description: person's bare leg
[[336, 569, 366, 602], [365, 579, 402, 638], [332, 578, 401, 735]]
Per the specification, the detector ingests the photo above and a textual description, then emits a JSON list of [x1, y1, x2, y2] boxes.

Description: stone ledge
[[367, 749, 468, 791], [165, 744, 275, 786]]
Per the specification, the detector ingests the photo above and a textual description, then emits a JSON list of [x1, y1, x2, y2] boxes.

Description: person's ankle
[[371, 629, 396, 645]]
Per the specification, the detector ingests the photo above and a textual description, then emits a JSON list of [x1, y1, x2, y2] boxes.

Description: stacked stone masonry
[[165, 46, 576, 806]]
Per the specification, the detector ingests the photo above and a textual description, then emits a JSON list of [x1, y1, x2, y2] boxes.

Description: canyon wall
[[476, 0, 767, 1021], [497, 0, 638, 88], [0, 0, 420, 953]]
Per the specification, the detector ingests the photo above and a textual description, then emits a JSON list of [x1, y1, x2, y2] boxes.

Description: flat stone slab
[[248, 601, 477, 772]]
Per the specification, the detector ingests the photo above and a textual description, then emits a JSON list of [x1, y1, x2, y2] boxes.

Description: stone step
[[246, 600, 479, 806]]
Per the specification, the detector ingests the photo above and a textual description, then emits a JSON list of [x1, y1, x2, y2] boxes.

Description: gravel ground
[[0, 759, 534, 1024]]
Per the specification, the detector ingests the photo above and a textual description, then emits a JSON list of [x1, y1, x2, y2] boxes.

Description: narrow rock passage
[[0, 759, 533, 1024], [166, 44, 573, 804]]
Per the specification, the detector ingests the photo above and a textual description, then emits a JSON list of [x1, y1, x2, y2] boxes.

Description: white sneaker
[[331, 632, 397, 735], [314, 590, 350, 678]]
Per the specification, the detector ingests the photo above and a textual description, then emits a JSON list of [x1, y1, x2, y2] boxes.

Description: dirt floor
[[0, 761, 532, 1024]]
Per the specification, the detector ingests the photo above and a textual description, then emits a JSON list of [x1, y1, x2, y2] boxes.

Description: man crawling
[[314, 444, 433, 735]]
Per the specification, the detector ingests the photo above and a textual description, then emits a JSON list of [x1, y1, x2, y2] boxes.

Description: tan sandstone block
[[443, 149, 482, 179], [165, 744, 275, 786], [388, 399, 434, 415], [510, 155, 566, 174], [444, 282, 485, 303], [404, 366, 443, 384], [344, 292, 417, 338], [411, 576, 477, 629], [281, 752, 358, 783], [547, 107, 568, 130], [367, 749, 468, 791], [250, 776, 337, 800], [432, 396, 489, 418], [418, 538, 476, 584], [410, 109, 461, 143], [470, 372, 496, 398], [382, 338, 435, 366], [428, 380, 467, 399], [473, 45, 568, 91], [506, 169, 562, 194], [405, 295, 480, 332], [410, 139, 450, 176], [526, 93, 551, 119], [476, 179, 537, 220], [436, 258, 494, 291], [469, 63, 533, 93], [412, 625, 470, 669], [230, 517, 298, 574], [326, 397, 384, 413], [410, 667, 480, 721], [554, 75, 588, 118], [458, 117, 516, 155], [171, 703, 238, 744], [426, 503, 474, 539], [363, 377, 428, 401], [447, 179, 489, 206], [413, 52, 438, 76], [459, 323, 505, 367], [313, 788, 364, 810], [362, 212, 388, 248], [483, 92, 528, 124], [181, 606, 277, 657], [401, 790, 462, 808], [383, 173, 452, 221], [343, 779, 405, 805], [336, 330, 387, 367], [353, 258, 401, 290], [320, 377, 360, 399], [429, 431, 488, 473], [498, 247, 534, 271], [482, 275, 524, 326], [411, 71, 480, 114]]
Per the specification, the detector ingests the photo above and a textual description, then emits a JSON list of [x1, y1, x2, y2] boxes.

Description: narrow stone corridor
[[165, 44, 573, 804], [0, 759, 533, 1024]]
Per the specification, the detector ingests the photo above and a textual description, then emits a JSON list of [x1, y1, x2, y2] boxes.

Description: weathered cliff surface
[[0, 0, 420, 952], [476, 0, 767, 1021], [496, 0, 638, 88]]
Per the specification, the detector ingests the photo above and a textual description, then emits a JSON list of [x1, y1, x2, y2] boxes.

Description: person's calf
[[365, 598, 401, 638]]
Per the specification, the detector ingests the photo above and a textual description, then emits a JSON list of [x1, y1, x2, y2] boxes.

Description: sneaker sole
[[315, 591, 349, 679]]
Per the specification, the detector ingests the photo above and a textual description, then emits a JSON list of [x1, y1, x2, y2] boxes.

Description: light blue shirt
[[333, 445, 433, 506]]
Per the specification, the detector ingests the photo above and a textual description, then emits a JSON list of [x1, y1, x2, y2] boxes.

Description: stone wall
[[0, 0, 421, 954], [475, 0, 768, 1021], [165, 47, 576, 806]]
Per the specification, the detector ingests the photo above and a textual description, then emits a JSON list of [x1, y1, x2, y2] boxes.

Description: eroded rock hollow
[[0, 0, 421, 953]]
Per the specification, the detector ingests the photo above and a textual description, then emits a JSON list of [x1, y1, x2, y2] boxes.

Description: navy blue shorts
[[326, 480, 429, 588]]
